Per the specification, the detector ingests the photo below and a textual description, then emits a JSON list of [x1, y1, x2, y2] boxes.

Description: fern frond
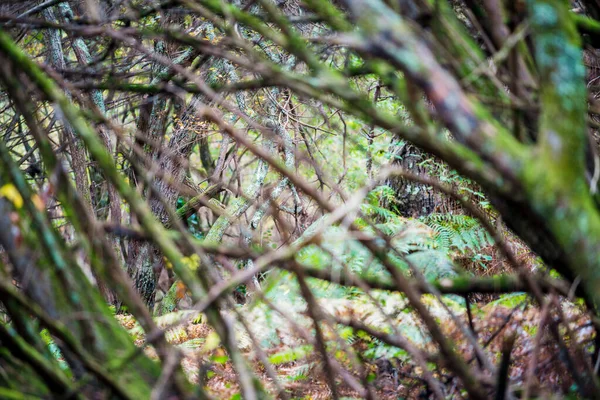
[[421, 213, 493, 254]]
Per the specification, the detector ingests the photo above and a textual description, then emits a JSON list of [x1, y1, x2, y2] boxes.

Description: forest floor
[[117, 291, 590, 399]]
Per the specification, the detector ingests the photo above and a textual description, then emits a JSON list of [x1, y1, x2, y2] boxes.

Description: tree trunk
[[386, 142, 436, 217]]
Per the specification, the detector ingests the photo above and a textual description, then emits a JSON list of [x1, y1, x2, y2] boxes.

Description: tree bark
[[386, 142, 436, 217]]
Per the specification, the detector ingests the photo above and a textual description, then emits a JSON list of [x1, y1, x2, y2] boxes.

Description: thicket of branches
[[2, 0, 600, 398]]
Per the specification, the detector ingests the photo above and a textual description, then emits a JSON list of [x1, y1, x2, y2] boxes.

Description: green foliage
[[421, 213, 494, 255], [284, 363, 314, 382], [485, 293, 528, 309], [363, 338, 409, 361], [268, 345, 313, 365], [290, 188, 474, 289]]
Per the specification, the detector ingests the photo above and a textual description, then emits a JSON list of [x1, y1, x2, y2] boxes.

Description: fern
[[361, 185, 403, 223], [283, 362, 314, 382], [421, 213, 493, 254], [361, 203, 402, 225]]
